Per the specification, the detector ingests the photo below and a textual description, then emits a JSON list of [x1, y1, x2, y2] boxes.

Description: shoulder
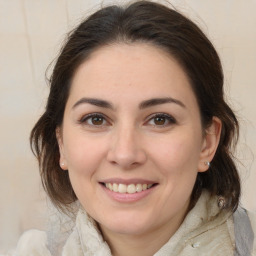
[[233, 207, 256, 256], [14, 229, 52, 256], [247, 210, 256, 255], [247, 209, 256, 232]]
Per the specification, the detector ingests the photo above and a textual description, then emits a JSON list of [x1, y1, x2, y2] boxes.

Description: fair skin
[[57, 43, 221, 256]]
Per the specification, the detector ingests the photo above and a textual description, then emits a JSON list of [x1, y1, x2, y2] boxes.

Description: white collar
[[62, 190, 230, 255]]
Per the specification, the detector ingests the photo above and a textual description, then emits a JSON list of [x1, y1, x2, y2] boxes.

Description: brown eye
[[147, 113, 176, 127], [154, 116, 166, 125], [91, 116, 104, 125], [80, 113, 108, 126]]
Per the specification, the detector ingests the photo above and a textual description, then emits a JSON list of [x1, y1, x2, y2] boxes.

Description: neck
[[104, 229, 168, 256], [99, 207, 188, 256]]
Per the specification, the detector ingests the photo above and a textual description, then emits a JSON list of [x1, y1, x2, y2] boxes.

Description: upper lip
[[99, 178, 158, 185]]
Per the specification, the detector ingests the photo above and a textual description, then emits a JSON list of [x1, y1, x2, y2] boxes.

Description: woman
[[11, 0, 255, 255]]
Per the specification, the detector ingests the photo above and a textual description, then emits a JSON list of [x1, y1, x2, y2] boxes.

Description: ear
[[56, 127, 68, 170], [198, 117, 222, 172]]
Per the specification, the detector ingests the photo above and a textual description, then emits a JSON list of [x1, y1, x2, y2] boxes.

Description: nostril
[[106, 142, 147, 169]]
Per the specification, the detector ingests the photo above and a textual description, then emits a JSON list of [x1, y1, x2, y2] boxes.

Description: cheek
[[148, 131, 202, 176], [64, 135, 109, 206], [64, 134, 108, 176]]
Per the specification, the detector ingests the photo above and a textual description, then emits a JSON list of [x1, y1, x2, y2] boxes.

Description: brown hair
[[30, 0, 240, 213]]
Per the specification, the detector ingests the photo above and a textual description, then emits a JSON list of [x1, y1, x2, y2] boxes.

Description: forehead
[[68, 43, 197, 107]]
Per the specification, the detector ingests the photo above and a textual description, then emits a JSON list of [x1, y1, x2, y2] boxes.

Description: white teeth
[[104, 183, 154, 194], [113, 183, 118, 192], [136, 184, 142, 192], [118, 184, 127, 193], [142, 184, 147, 190], [127, 184, 136, 194]]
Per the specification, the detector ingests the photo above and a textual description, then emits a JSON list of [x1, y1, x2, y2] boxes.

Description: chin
[[97, 211, 156, 236]]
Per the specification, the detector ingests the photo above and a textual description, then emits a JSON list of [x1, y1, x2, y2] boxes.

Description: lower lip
[[100, 184, 156, 203]]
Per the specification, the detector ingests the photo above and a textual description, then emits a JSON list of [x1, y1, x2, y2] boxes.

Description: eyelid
[[77, 112, 176, 128], [145, 112, 177, 126], [78, 112, 111, 126]]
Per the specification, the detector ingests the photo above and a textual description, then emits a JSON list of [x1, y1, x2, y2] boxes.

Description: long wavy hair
[[30, 0, 240, 213]]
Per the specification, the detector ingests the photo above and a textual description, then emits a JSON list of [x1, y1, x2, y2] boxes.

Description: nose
[[106, 124, 147, 169]]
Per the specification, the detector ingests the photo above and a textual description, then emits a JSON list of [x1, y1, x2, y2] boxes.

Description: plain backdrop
[[0, 0, 256, 252]]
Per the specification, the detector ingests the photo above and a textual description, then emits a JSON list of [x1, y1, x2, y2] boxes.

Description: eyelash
[[146, 113, 176, 127], [79, 113, 109, 127], [78, 112, 176, 128]]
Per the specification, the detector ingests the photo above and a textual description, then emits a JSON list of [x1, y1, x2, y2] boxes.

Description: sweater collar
[[69, 190, 230, 255]]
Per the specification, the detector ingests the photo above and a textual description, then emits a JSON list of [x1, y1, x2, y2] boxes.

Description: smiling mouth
[[102, 183, 157, 194]]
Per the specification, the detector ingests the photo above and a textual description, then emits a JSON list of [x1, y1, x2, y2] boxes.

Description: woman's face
[[58, 43, 216, 238]]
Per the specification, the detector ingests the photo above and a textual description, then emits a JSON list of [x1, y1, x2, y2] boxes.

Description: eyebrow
[[72, 98, 114, 110], [72, 97, 186, 110], [139, 97, 186, 109]]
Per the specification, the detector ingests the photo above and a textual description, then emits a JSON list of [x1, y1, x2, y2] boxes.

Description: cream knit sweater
[[3, 191, 256, 256]]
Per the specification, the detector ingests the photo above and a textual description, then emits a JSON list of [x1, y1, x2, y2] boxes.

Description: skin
[[57, 43, 221, 256]]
